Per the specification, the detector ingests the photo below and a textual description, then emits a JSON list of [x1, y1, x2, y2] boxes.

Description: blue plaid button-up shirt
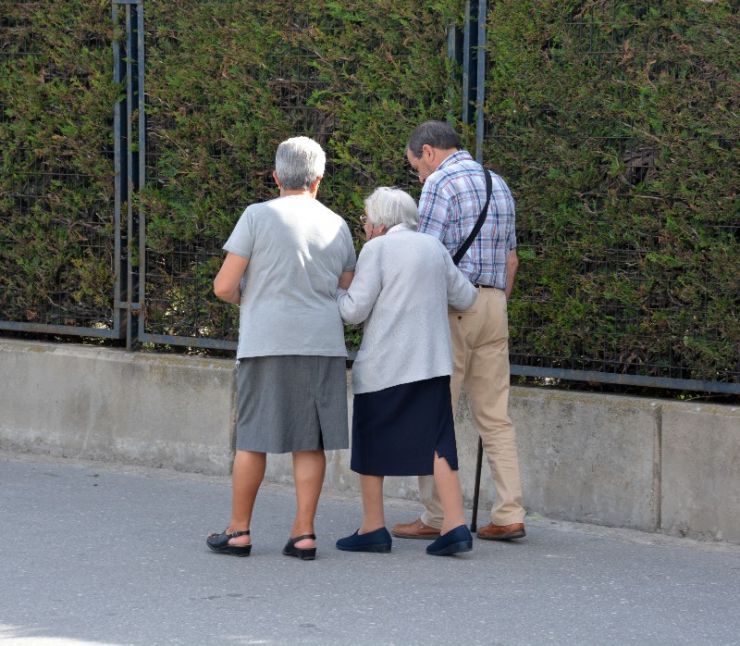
[[417, 150, 516, 289]]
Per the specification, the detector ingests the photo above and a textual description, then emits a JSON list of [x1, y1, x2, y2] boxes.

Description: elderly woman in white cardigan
[[335, 187, 477, 557]]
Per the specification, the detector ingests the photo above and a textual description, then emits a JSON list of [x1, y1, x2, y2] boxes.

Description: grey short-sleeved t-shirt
[[223, 194, 356, 359]]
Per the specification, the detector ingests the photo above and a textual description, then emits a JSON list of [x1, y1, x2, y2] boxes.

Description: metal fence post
[[134, 2, 146, 350], [460, 0, 488, 161], [475, 0, 487, 163], [112, 0, 145, 350], [112, 2, 127, 342], [461, 0, 477, 126]]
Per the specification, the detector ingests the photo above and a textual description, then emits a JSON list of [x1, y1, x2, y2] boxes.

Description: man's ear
[[272, 170, 281, 189], [421, 143, 434, 160], [309, 176, 322, 194]]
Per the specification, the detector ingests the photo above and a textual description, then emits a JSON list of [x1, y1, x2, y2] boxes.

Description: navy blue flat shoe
[[336, 527, 392, 553], [426, 525, 473, 556]]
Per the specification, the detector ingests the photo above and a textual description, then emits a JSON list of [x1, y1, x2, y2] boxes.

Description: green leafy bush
[[0, 1, 116, 327], [485, 0, 738, 382], [1, 1, 736, 387], [140, 0, 461, 341]]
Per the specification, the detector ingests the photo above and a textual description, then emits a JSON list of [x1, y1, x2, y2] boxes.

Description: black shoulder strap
[[452, 165, 492, 266]]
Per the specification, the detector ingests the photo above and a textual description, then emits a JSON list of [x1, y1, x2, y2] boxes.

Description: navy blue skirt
[[351, 376, 459, 476]]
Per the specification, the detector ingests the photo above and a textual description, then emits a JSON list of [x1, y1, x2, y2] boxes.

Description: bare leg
[[226, 450, 266, 546], [291, 450, 326, 549], [434, 452, 467, 534], [359, 475, 385, 533]]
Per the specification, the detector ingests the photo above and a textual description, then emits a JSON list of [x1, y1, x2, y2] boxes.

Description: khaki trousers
[[420, 287, 525, 528]]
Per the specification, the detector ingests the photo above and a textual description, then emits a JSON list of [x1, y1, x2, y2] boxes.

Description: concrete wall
[[661, 403, 740, 542], [0, 340, 235, 474], [1, 338, 738, 543], [513, 389, 661, 532]]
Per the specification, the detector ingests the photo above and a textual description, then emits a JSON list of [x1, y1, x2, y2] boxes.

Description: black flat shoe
[[336, 527, 392, 553], [282, 533, 317, 560], [426, 525, 473, 556], [206, 529, 251, 556]]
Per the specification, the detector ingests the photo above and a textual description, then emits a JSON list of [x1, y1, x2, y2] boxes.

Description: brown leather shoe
[[476, 522, 526, 541], [391, 518, 441, 540]]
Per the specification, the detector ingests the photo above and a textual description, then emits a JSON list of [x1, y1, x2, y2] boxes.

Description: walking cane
[[452, 168, 492, 534], [470, 436, 483, 532]]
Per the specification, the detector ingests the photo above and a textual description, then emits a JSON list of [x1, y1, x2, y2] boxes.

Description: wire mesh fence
[[483, 1, 738, 389], [0, 1, 737, 393], [137, 0, 448, 348], [0, 2, 119, 337]]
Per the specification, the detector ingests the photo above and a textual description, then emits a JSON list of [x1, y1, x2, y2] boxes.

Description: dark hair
[[407, 120, 462, 157]]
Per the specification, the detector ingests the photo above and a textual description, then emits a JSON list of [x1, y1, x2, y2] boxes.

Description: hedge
[[1, 1, 737, 386], [139, 0, 461, 345], [485, 0, 738, 382], [0, 1, 115, 327]]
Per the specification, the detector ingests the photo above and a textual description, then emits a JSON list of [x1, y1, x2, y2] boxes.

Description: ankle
[[359, 523, 385, 534], [226, 519, 249, 534], [225, 529, 251, 546], [291, 525, 316, 541], [441, 519, 467, 534], [293, 536, 316, 549]]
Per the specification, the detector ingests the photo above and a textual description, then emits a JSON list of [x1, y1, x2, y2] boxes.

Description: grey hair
[[407, 120, 461, 157], [274, 136, 326, 190], [364, 187, 419, 229]]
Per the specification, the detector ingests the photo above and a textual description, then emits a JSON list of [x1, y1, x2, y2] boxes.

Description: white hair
[[274, 136, 326, 190], [364, 187, 419, 229]]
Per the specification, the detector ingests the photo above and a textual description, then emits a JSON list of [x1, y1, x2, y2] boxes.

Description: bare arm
[[214, 252, 249, 304], [338, 270, 354, 290], [505, 249, 518, 300]]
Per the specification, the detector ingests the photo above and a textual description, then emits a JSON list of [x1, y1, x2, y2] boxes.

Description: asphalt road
[[1, 451, 739, 646]]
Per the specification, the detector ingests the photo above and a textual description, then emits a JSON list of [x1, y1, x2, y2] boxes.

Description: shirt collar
[[436, 149, 473, 173]]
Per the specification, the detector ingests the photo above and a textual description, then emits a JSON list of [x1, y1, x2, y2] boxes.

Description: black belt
[[474, 284, 495, 289]]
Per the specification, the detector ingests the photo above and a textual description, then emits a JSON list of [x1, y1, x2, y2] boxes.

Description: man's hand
[[505, 249, 518, 300]]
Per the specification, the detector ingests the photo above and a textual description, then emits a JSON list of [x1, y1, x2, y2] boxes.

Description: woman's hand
[[339, 270, 354, 290], [214, 253, 249, 304]]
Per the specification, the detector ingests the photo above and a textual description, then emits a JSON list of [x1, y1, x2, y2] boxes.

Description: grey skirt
[[235, 355, 348, 453]]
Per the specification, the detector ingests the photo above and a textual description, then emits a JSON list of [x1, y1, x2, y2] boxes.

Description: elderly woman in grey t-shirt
[[206, 137, 356, 560], [335, 187, 477, 556]]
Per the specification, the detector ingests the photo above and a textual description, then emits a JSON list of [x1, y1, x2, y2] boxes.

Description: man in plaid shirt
[[392, 120, 526, 542]]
